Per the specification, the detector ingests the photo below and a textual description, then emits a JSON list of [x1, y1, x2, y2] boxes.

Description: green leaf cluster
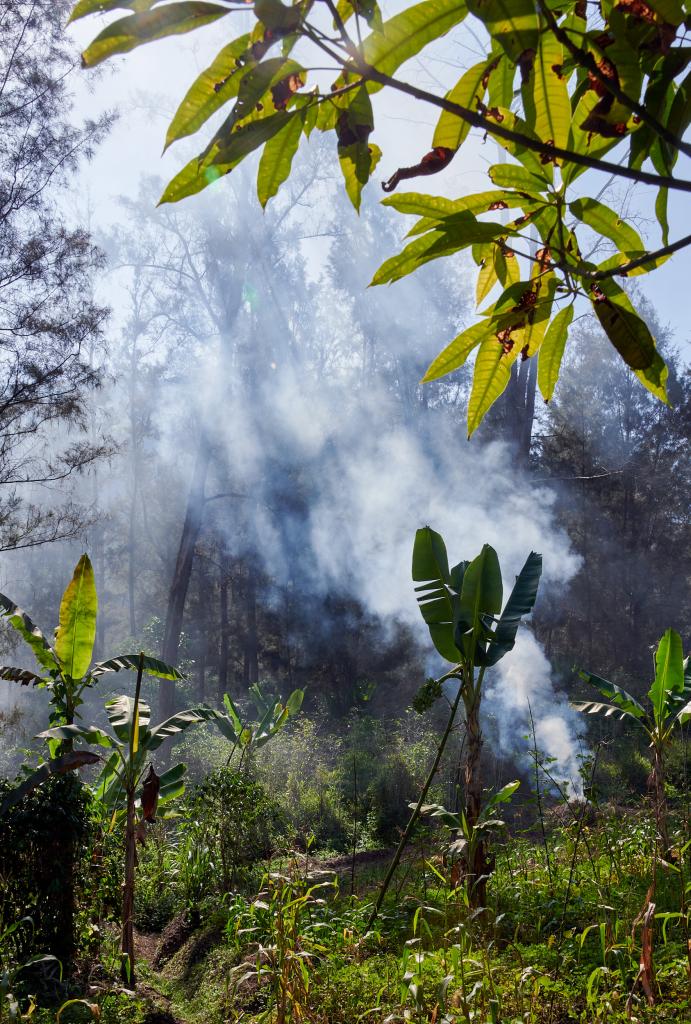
[[69, 0, 691, 431]]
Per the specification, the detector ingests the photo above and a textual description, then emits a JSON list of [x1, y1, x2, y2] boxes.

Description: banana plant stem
[[365, 669, 464, 932]]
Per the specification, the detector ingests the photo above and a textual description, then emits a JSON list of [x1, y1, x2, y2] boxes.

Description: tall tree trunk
[[218, 558, 230, 698], [519, 356, 537, 462], [242, 567, 259, 686], [160, 433, 211, 718], [128, 338, 139, 638]]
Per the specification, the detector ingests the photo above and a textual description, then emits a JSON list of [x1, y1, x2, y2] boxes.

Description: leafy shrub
[[181, 766, 282, 896], [0, 773, 92, 965]]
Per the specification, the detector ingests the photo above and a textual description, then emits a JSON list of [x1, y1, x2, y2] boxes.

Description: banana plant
[[574, 628, 689, 857], [369, 528, 541, 926], [38, 653, 220, 989], [417, 780, 521, 893], [0, 554, 183, 750], [0, 554, 185, 813], [215, 684, 304, 763]]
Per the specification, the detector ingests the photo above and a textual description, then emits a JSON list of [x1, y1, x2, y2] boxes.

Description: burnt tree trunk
[[160, 433, 211, 718], [218, 557, 230, 698], [242, 567, 259, 685]]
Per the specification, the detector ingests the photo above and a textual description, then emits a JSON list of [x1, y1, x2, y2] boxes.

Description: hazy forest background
[[1, 0, 688, 786], [0, 1, 690, 1022]]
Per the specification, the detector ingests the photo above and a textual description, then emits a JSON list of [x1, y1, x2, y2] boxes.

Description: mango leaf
[[421, 320, 488, 383], [520, 271, 557, 357], [55, 554, 98, 681], [356, 0, 468, 93], [483, 106, 550, 179], [524, 31, 569, 153], [432, 59, 487, 152], [488, 50, 514, 107], [164, 34, 252, 150], [570, 197, 644, 255], [91, 653, 184, 680], [476, 247, 499, 305], [467, 0, 538, 63], [537, 304, 574, 402], [162, 107, 299, 204], [487, 163, 547, 192], [0, 595, 58, 674], [655, 187, 669, 246], [562, 90, 621, 186], [212, 110, 299, 166], [382, 190, 530, 221], [649, 628, 685, 727], [81, 3, 232, 67], [336, 0, 383, 29], [467, 335, 520, 437], [484, 551, 542, 666], [412, 526, 462, 663], [70, 0, 160, 21], [258, 111, 304, 208], [254, 0, 302, 33], [372, 213, 505, 285], [576, 669, 646, 719], [595, 248, 671, 278], [590, 280, 668, 402], [0, 751, 101, 817], [339, 143, 382, 212]]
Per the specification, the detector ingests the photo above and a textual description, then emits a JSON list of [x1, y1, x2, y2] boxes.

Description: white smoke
[[485, 630, 586, 793]]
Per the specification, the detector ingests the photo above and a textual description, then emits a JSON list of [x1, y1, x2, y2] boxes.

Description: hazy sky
[[68, 7, 691, 350]]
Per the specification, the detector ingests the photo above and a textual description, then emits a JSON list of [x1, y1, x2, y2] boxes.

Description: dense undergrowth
[[3, 727, 691, 1023]]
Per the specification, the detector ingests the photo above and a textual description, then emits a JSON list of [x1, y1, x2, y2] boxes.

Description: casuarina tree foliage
[[0, 2, 113, 550]]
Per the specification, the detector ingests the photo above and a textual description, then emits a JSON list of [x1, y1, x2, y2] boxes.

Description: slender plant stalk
[[528, 701, 553, 890], [366, 670, 463, 931], [350, 753, 358, 898], [121, 651, 145, 988]]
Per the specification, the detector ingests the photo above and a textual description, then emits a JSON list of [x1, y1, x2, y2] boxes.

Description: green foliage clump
[[0, 774, 91, 965]]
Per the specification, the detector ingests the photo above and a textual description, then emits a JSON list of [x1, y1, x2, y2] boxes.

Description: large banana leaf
[[146, 705, 222, 751], [575, 670, 646, 719], [458, 543, 502, 656], [55, 554, 98, 680], [571, 699, 647, 727], [648, 627, 684, 728], [0, 751, 100, 817], [106, 695, 152, 746], [484, 551, 542, 666], [0, 595, 59, 674], [91, 653, 184, 680], [412, 527, 465, 663], [0, 667, 47, 686], [216, 687, 304, 750], [37, 723, 116, 748]]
